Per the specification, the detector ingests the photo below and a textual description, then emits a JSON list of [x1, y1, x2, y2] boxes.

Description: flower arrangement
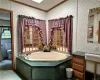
[[43, 45, 50, 52]]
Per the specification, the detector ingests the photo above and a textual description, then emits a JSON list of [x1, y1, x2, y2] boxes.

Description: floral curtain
[[32, 26, 43, 48], [50, 28, 64, 49], [17, 15, 47, 53], [48, 16, 73, 53]]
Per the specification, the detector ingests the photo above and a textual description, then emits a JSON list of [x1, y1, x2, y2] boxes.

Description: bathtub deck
[[17, 55, 72, 67]]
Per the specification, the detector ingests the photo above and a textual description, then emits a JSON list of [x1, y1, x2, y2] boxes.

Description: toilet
[[7, 49, 12, 59]]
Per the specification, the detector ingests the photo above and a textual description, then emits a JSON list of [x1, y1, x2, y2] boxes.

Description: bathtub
[[25, 51, 70, 61], [16, 51, 71, 80]]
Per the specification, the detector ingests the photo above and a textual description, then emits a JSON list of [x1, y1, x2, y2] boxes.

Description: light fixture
[[32, 0, 43, 3]]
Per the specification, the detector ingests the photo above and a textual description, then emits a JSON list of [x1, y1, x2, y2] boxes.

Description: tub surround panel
[[32, 68, 60, 80], [16, 56, 72, 80], [16, 58, 32, 80]]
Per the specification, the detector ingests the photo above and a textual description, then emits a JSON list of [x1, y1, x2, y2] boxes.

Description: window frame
[[50, 28, 68, 53], [23, 25, 43, 53]]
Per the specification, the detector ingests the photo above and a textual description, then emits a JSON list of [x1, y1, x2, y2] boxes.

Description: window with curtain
[[51, 28, 68, 53], [17, 15, 47, 53], [23, 25, 43, 53], [49, 16, 73, 53]]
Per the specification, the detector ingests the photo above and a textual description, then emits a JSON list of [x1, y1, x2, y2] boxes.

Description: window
[[23, 25, 43, 53], [51, 28, 68, 53], [1, 29, 11, 39]]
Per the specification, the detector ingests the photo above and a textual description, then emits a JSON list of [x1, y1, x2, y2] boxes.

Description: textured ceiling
[[13, 0, 66, 11]]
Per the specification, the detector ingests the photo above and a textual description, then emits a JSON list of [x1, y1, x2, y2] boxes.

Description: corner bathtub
[[25, 51, 70, 61], [16, 51, 72, 80]]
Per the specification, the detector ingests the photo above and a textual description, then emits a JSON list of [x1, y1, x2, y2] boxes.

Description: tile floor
[[0, 70, 76, 80], [0, 70, 21, 80]]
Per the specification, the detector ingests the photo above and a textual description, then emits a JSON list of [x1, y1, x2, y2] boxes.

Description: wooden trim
[[0, 8, 15, 70], [0, 8, 12, 12], [9, 0, 67, 12], [46, 0, 67, 12], [9, 0, 46, 12], [98, 21, 100, 43], [10, 11, 15, 70]]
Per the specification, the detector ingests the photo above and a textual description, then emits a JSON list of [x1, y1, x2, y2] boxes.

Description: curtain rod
[[18, 15, 45, 21], [48, 15, 73, 21]]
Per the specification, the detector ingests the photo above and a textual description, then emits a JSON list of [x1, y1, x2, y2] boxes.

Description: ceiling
[[10, 0, 67, 12]]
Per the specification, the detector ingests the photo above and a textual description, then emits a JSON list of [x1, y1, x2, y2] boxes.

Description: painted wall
[[47, 0, 77, 52], [47, 0, 100, 53], [77, 0, 100, 53], [0, 0, 46, 57]]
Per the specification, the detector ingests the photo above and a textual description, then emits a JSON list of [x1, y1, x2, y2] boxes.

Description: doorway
[[0, 8, 14, 70]]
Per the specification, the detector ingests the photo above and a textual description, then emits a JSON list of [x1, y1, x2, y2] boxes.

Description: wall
[[47, 0, 77, 52], [77, 0, 100, 53], [0, 0, 46, 57], [47, 0, 100, 53]]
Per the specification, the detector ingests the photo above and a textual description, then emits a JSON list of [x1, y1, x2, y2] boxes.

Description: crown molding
[[9, 0, 67, 12], [9, 0, 46, 12]]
